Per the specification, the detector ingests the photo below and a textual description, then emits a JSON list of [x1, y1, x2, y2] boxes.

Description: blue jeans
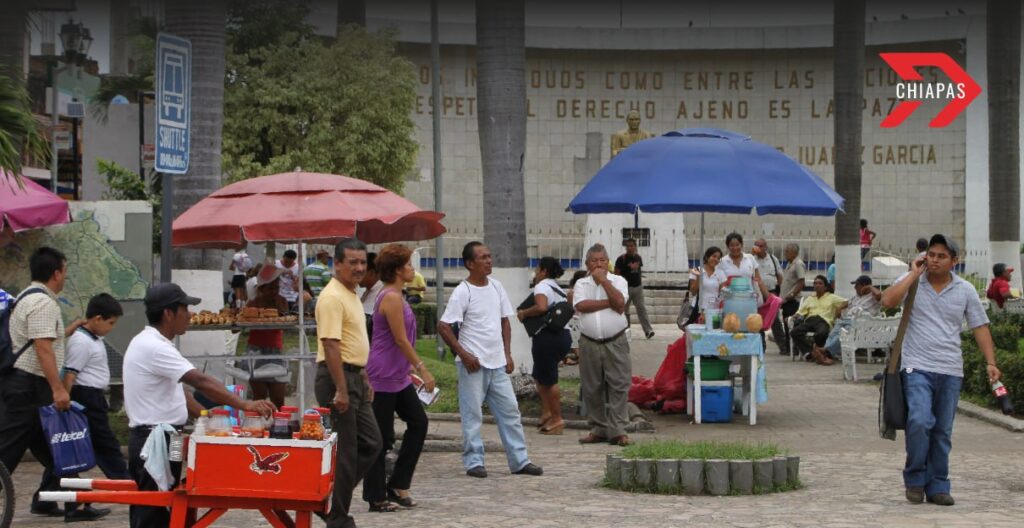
[[823, 318, 850, 358], [457, 363, 531, 472], [902, 369, 962, 496]]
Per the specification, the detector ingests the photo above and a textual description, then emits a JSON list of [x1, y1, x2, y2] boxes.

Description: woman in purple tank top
[[363, 244, 434, 511]]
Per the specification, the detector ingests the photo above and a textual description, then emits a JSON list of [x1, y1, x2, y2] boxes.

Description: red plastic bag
[[628, 376, 656, 406], [653, 337, 688, 403]]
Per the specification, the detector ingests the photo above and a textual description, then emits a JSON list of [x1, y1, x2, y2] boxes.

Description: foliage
[[961, 314, 1024, 416], [222, 1, 418, 192], [619, 440, 784, 461], [98, 158, 162, 253], [0, 65, 49, 182]]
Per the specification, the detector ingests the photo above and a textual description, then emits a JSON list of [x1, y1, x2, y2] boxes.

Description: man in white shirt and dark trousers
[[574, 244, 633, 447], [124, 283, 275, 528], [439, 242, 542, 478]]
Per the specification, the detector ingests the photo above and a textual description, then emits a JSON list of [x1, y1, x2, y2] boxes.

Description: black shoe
[[513, 463, 543, 476], [645, 331, 655, 339], [65, 505, 111, 522], [872, 372, 884, 382], [905, 487, 925, 504], [927, 493, 955, 506], [31, 506, 65, 517], [466, 465, 488, 478]]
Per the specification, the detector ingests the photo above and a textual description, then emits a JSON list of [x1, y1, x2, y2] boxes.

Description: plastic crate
[[698, 385, 734, 423]]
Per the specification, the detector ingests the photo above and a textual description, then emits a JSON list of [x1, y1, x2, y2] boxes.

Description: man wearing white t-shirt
[[123, 283, 275, 528], [276, 249, 300, 311], [438, 242, 542, 479]]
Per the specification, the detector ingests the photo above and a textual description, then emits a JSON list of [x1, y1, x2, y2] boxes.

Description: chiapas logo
[[879, 52, 981, 128]]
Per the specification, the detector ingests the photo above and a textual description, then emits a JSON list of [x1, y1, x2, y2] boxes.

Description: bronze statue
[[610, 110, 655, 158]]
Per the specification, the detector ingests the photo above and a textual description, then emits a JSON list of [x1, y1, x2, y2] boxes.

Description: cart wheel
[[0, 460, 14, 528]]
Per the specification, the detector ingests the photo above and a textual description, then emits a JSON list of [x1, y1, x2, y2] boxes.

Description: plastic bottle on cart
[[208, 408, 232, 437], [300, 413, 325, 440], [240, 411, 265, 437], [193, 409, 209, 436], [269, 412, 292, 439], [280, 405, 300, 434], [315, 407, 332, 436]]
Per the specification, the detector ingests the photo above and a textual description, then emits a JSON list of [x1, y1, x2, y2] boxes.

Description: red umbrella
[[1, 173, 71, 232], [172, 172, 446, 249]]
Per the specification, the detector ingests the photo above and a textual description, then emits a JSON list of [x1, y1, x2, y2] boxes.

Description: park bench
[[838, 312, 901, 382]]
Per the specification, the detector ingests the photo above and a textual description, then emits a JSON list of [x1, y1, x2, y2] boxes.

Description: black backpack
[[0, 288, 46, 375]]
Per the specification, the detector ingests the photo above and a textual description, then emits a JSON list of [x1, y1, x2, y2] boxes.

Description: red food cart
[[40, 433, 337, 528]]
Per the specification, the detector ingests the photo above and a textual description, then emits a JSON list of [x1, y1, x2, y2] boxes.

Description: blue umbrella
[[569, 128, 844, 216]]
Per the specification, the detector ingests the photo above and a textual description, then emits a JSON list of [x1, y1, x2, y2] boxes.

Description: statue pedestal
[[583, 213, 689, 272]]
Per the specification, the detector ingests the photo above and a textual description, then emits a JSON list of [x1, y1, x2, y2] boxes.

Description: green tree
[[222, 1, 417, 192], [0, 65, 48, 183]]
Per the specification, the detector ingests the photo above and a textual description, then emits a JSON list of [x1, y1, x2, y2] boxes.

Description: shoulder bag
[[677, 271, 701, 330], [879, 279, 919, 440]]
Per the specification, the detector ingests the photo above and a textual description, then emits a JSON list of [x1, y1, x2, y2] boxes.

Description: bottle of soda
[[992, 381, 1014, 415]]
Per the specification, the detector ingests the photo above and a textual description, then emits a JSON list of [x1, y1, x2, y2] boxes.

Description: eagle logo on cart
[[247, 446, 290, 475]]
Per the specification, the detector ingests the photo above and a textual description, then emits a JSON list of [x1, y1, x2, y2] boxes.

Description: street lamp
[[51, 19, 92, 193]]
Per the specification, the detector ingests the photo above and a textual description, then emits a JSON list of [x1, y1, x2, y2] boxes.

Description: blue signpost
[[156, 33, 191, 282]]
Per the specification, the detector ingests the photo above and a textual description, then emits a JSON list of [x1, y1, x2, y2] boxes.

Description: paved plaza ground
[[12, 324, 1024, 527]]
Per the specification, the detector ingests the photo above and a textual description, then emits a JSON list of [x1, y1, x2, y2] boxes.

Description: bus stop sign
[[155, 33, 191, 174]]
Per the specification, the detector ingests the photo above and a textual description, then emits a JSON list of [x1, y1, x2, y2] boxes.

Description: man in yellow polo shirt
[[791, 274, 846, 365], [315, 238, 382, 527]]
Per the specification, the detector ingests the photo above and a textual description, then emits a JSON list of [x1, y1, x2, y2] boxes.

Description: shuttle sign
[[155, 33, 191, 174]]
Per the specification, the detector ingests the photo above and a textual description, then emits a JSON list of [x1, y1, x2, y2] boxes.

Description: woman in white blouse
[[688, 246, 728, 314], [719, 232, 770, 303]]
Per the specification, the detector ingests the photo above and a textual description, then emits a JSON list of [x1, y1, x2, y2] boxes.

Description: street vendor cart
[[41, 433, 337, 528]]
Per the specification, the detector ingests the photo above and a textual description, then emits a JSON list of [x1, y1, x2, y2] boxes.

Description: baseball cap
[[851, 275, 872, 286], [928, 234, 960, 257], [256, 264, 285, 286], [993, 263, 1015, 277], [144, 283, 201, 309]]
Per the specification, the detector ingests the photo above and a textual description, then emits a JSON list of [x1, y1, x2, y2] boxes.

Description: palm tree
[[475, 0, 527, 267], [0, 65, 48, 184], [0, 0, 29, 81], [832, 0, 865, 295], [337, 0, 366, 29], [988, 0, 1021, 281], [165, 0, 228, 270]]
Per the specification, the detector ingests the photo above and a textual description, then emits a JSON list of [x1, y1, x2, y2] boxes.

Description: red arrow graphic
[[879, 52, 982, 128]]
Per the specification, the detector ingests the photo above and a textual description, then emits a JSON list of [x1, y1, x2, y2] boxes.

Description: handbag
[[518, 286, 573, 337], [676, 270, 701, 330], [39, 402, 96, 476], [879, 279, 919, 440]]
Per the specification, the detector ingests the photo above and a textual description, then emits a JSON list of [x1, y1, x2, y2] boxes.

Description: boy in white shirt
[[61, 293, 129, 519]]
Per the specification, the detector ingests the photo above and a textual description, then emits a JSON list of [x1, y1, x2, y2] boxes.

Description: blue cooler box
[[688, 380, 737, 423]]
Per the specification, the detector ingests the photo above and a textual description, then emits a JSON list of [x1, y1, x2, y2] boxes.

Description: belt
[[318, 362, 364, 373], [580, 328, 627, 345]]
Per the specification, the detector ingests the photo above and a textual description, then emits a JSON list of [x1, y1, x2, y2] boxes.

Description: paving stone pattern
[[12, 324, 1024, 527]]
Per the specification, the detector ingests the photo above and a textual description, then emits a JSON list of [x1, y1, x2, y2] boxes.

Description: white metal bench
[[838, 312, 901, 381], [1002, 297, 1024, 314]]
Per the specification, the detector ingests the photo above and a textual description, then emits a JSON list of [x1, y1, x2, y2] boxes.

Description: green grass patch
[[417, 338, 460, 413], [619, 440, 785, 461]]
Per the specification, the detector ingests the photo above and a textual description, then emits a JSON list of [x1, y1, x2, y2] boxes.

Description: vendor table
[[685, 325, 765, 425], [41, 433, 337, 528]]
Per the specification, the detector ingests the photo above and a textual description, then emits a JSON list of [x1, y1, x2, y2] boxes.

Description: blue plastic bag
[[39, 402, 96, 476]]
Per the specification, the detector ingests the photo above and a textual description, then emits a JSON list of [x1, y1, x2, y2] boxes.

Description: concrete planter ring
[[605, 454, 801, 495]]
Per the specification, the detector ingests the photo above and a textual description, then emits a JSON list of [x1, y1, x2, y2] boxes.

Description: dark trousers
[[791, 315, 831, 356], [128, 426, 182, 528], [315, 364, 382, 528], [362, 384, 428, 503], [773, 299, 801, 353], [0, 370, 74, 512], [70, 386, 129, 479]]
